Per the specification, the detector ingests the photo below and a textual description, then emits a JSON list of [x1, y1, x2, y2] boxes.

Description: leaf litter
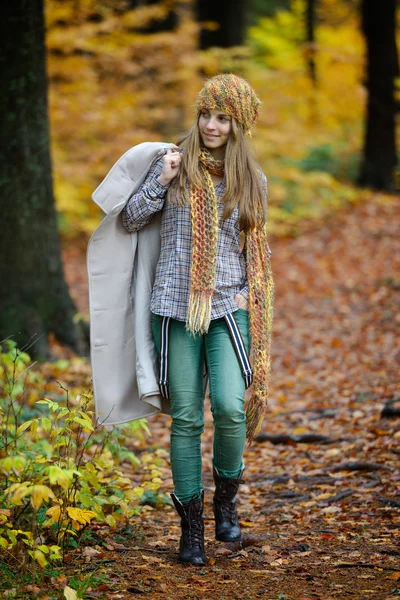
[[61, 191, 400, 598]]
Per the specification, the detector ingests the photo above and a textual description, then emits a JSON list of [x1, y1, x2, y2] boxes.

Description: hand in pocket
[[234, 293, 248, 311]]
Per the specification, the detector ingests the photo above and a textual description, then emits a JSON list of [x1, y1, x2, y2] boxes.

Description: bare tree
[[358, 0, 398, 191], [0, 0, 82, 357], [306, 0, 317, 85], [198, 0, 249, 49]]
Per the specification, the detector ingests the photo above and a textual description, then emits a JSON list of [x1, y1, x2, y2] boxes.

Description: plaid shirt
[[122, 157, 266, 322]]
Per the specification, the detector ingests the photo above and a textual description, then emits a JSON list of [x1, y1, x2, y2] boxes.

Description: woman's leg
[[205, 309, 250, 478], [152, 315, 207, 565], [205, 309, 250, 542], [152, 315, 205, 503]]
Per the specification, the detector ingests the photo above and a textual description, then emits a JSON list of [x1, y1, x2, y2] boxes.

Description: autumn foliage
[[44, 0, 399, 239], [1, 1, 399, 598], [0, 342, 165, 572]]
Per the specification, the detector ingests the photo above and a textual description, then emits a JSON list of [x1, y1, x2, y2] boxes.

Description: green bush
[[296, 144, 361, 182], [0, 340, 163, 570]]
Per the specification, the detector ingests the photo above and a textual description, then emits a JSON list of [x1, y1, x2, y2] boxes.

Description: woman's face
[[198, 108, 232, 157]]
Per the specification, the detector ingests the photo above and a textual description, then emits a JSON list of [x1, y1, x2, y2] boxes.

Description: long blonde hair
[[168, 114, 268, 233]]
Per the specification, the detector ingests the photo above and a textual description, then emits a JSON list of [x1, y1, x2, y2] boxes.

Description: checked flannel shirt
[[122, 157, 267, 323]]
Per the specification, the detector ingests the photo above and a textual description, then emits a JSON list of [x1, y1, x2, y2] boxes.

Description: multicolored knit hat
[[195, 74, 261, 133]]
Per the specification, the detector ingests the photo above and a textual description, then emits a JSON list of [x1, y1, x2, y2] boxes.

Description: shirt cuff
[[238, 285, 249, 301], [147, 177, 171, 199]]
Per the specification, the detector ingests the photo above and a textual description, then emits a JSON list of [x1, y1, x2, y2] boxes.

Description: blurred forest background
[[46, 0, 398, 237], [1, 2, 400, 595], [0, 0, 399, 353]]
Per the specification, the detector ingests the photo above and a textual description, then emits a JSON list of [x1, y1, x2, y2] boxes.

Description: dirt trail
[[63, 192, 400, 600]]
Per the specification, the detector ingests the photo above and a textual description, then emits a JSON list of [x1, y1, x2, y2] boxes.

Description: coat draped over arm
[[87, 142, 173, 425]]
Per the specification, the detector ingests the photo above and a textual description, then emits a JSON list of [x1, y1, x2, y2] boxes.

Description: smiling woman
[[198, 108, 232, 160], [99, 74, 274, 566]]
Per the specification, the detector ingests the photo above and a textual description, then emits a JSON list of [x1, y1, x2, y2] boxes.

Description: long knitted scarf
[[187, 148, 274, 441]]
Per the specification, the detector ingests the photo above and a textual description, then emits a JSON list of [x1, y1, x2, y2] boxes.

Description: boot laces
[[187, 500, 203, 548], [220, 499, 237, 523], [216, 478, 244, 523]]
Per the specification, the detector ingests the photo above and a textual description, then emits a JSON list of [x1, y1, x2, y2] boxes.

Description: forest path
[[63, 192, 400, 600]]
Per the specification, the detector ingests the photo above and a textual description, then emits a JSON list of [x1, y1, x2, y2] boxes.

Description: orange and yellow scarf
[[187, 148, 274, 442]]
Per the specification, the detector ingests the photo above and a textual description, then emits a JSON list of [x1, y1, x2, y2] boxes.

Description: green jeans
[[151, 309, 250, 504]]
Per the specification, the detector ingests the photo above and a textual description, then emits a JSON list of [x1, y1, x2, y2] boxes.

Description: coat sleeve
[[121, 157, 170, 232]]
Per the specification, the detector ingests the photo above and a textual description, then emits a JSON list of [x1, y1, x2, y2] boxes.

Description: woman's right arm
[[121, 158, 170, 233], [122, 147, 182, 232]]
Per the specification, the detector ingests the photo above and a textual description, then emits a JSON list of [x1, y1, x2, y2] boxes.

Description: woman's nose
[[205, 118, 217, 130]]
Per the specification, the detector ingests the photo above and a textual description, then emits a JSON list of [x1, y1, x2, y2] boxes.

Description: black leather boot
[[170, 490, 206, 565], [213, 467, 244, 542]]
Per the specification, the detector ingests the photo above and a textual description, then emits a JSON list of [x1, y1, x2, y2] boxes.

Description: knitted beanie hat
[[196, 74, 261, 133]]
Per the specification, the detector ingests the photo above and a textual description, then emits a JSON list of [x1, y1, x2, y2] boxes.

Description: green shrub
[[296, 144, 361, 182], [0, 340, 162, 570]]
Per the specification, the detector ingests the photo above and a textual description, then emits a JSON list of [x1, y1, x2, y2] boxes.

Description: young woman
[[121, 74, 274, 566]]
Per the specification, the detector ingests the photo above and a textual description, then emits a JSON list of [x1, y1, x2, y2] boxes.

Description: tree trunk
[[306, 0, 317, 85], [198, 0, 248, 49], [0, 0, 82, 358], [358, 0, 398, 191]]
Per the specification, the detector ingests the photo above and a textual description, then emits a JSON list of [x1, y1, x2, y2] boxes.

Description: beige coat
[[87, 142, 173, 425]]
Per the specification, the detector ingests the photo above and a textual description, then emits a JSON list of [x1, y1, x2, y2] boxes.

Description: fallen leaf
[[270, 559, 284, 566], [321, 506, 341, 513], [320, 533, 335, 540], [215, 547, 232, 556], [82, 546, 103, 562], [64, 587, 78, 600], [239, 521, 255, 527]]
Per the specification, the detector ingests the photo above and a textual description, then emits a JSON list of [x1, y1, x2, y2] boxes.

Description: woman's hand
[[234, 293, 248, 310], [157, 146, 182, 186]]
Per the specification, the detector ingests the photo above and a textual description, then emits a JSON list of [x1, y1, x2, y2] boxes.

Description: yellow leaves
[[6, 483, 55, 510], [80, 462, 100, 489], [47, 466, 79, 489], [46, 506, 97, 530], [105, 514, 117, 528], [6, 483, 31, 506], [73, 418, 94, 432], [16, 420, 33, 435], [239, 521, 256, 528], [31, 549, 48, 568], [132, 486, 145, 498], [28, 543, 61, 568], [0, 344, 169, 573], [31, 485, 56, 510], [133, 3, 169, 25], [41, 417, 52, 432], [64, 585, 78, 600], [46, 505, 62, 525], [0, 455, 26, 476], [66, 507, 97, 527]]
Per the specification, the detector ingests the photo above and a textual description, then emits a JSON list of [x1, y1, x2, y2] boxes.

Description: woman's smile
[[199, 108, 232, 157]]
